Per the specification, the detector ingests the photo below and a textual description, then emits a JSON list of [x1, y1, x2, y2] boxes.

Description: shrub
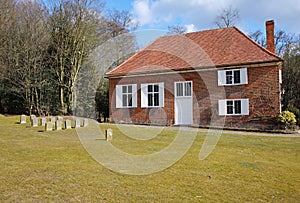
[[286, 104, 300, 126], [278, 110, 297, 129]]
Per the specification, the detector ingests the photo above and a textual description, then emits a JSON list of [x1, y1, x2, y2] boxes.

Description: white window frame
[[218, 68, 248, 86], [141, 83, 164, 108], [279, 69, 282, 84], [218, 99, 249, 116], [116, 84, 137, 108], [175, 81, 192, 98]]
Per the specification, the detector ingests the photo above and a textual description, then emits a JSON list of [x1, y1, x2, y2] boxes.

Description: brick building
[[106, 20, 283, 130]]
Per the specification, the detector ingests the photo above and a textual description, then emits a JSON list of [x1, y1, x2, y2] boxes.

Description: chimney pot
[[266, 20, 275, 53]]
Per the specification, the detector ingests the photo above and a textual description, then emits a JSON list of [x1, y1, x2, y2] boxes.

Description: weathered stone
[[55, 120, 62, 131], [31, 117, 38, 127], [50, 117, 56, 124], [30, 115, 36, 122], [83, 119, 88, 127], [40, 118, 47, 126], [65, 120, 72, 129], [105, 128, 113, 141], [20, 115, 26, 124], [45, 122, 53, 131], [75, 119, 81, 128]]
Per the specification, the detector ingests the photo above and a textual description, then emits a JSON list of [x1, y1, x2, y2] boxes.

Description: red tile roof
[[106, 27, 282, 77]]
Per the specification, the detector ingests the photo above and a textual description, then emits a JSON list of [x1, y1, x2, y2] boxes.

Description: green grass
[[1, 115, 300, 202]]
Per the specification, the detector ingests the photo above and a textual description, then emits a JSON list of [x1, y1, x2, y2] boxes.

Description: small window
[[226, 70, 240, 85], [141, 83, 164, 108], [175, 81, 192, 97], [219, 99, 249, 116], [218, 68, 248, 86], [226, 71, 233, 84], [227, 100, 234, 114], [116, 84, 137, 108]]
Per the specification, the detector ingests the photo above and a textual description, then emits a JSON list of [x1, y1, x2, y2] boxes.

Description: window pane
[[227, 100, 233, 114], [148, 85, 153, 93], [148, 94, 153, 106], [122, 95, 127, 107], [122, 86, 127, 93], [176, 83, 183, 96], [234, 70, 241, 84], [185, 82, 192, 96], [234, 100, 241, 114], [226, 71, 233, 84], [154, 93, 159, 106], [128, 85, 132, 93], [128, 94, 132, 107], [154, 84, 159, 92]]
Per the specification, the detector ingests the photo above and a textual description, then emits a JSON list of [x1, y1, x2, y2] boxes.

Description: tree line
[[0, 0, 136, 120]]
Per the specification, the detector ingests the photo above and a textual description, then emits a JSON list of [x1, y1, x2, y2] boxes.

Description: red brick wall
[[108, 64, 281, 130]]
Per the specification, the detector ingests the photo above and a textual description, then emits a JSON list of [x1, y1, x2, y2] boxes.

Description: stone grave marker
[[20, 115, 26, 124], [45, 122, 53, 131], [65, 120, 72, 129], [105, 128, 113, 141], [50, 117, 56, 124], [55, 120, 62, 131], [40, 118, 47, 126], [31, 117, 38, 127], [30, 115, 36, 122], [83, 119, 88, 127], [75, 119, 81, 128]]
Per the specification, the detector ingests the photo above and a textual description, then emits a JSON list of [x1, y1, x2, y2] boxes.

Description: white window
[[175, 81, 192, 97], [218, 99, 249, 116], [116, 84, 137, 108], [218, 68, 248, 86], [141, 83, 164, 108]]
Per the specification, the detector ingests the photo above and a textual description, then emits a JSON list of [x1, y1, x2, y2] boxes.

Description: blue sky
[[105, 0, 300, 36]]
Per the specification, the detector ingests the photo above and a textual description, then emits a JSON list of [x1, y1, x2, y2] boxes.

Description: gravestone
[[20, 115, 26, 124], [75, 119, 81, 128], [65, 120, 72, 129], [30, 115, 36, 122], [83, 119, 88, 127], [105, 128, 113, 141], [45, 122, 53, 131], [31, 117, 38, 127], [40, 118, 47, 126], [55, 120, 62, 131], [50, 117, 56, 124]]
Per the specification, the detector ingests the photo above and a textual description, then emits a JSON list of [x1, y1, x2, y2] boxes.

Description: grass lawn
[[1, 115, 300, 202]]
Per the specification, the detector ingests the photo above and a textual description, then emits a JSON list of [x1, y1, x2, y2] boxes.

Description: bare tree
[[0, 0, 50, 115], [48, 0, 105, 114], [214, 5, 240, 28], [167, 25, 187, 35], [106, 9, 139, 38], [249, 29, 295, 56]]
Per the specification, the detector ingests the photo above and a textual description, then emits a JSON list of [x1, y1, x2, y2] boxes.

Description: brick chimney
[[266, 20, 275, 53]]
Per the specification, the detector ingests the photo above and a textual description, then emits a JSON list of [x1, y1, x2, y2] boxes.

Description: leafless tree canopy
[[167, 25, 187, 35], [214, 5, 240, 28]]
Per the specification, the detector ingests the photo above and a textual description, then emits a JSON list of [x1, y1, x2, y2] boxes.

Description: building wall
[[108, 64, 281, 130]]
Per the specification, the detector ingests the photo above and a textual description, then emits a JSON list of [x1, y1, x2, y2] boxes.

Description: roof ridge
[[232, 26, 282, 61]]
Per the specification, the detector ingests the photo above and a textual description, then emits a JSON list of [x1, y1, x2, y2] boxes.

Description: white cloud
[[132, 0, 300, 34], [185, 24, 197, 33], [133, 0, 153, 25]]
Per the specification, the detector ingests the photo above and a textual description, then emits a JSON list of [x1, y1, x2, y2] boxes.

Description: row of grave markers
[[20, 115, 88, 131]]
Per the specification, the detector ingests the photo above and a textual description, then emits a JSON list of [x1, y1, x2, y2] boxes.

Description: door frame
[[174, 81, 193, 125]]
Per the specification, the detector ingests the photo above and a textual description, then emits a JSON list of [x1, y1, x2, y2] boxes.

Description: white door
[[174, 81, 193, 125]]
